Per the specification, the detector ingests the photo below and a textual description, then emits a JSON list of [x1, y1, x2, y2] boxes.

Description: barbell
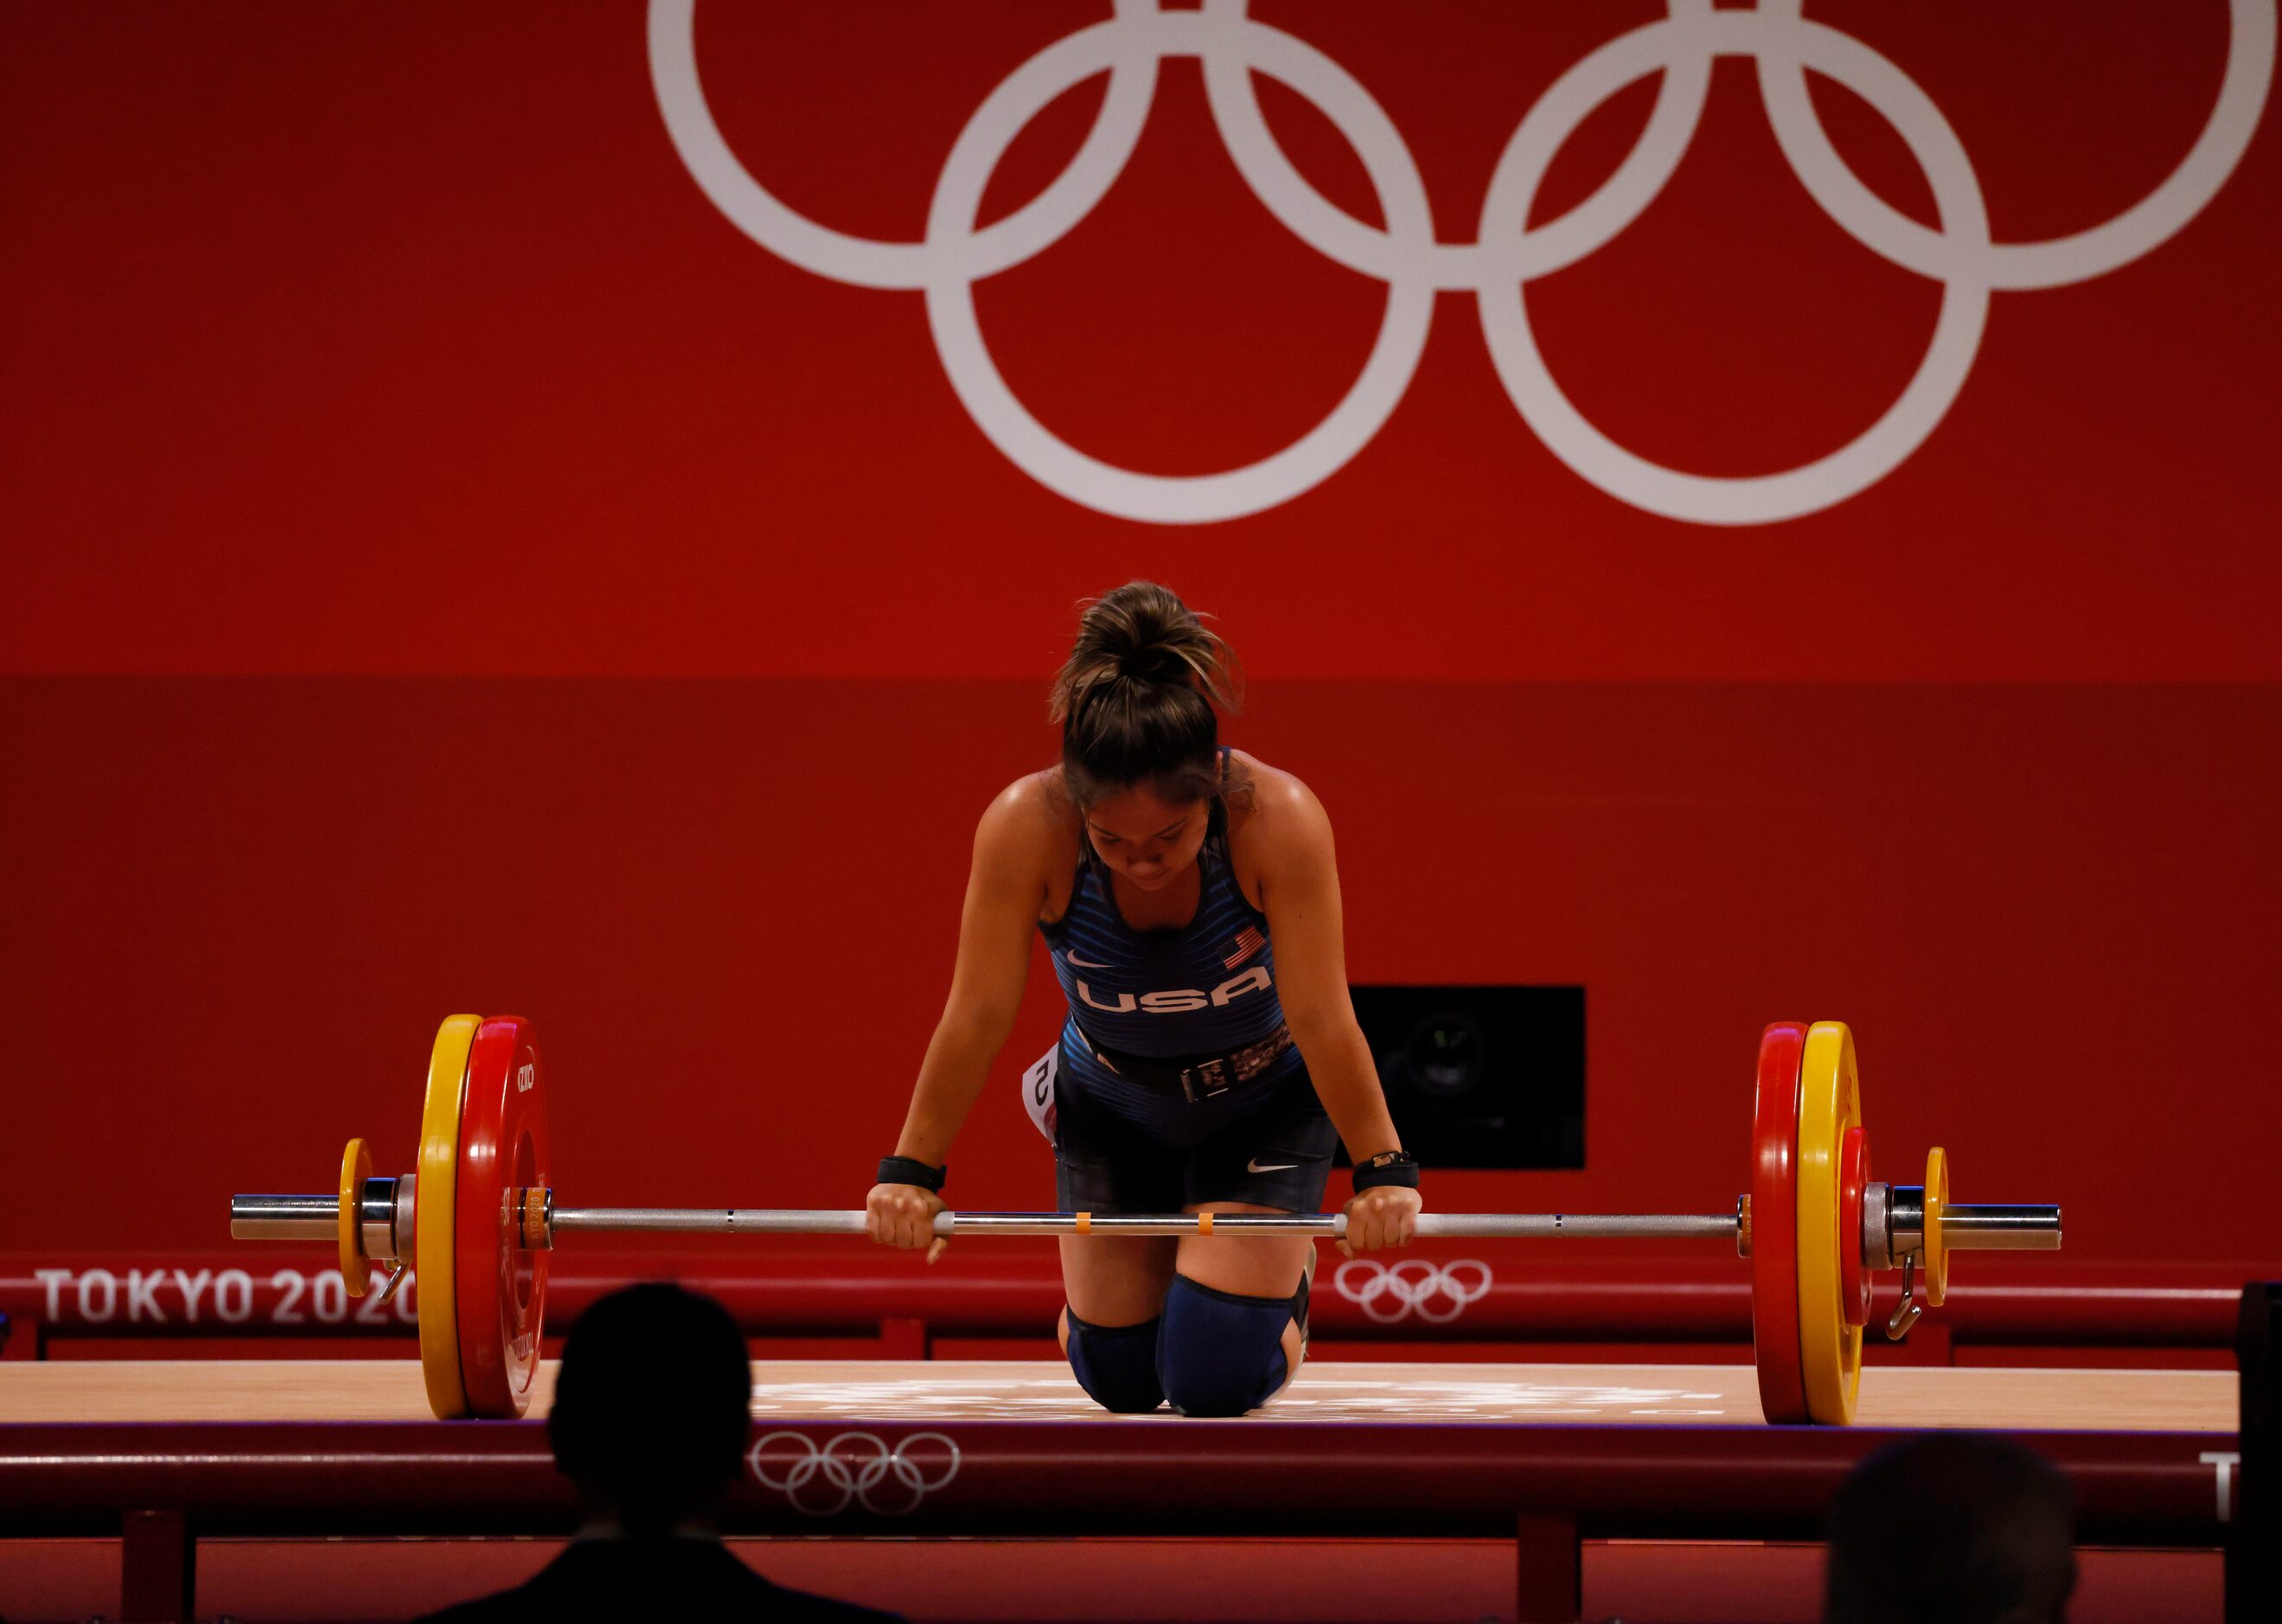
[[228, 1013, 2060, 1423]]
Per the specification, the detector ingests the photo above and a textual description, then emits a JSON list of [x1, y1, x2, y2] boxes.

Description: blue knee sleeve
[[1066, 1311, 1165, 1414], [1156, 1275, 1294, 1417]]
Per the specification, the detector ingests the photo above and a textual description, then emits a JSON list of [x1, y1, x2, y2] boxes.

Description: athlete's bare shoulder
[[975, 768, 1080, 903], [1224, 751, 1333, 897], [979, 770, 1072, 854], [1226, 751, 1326, 835]]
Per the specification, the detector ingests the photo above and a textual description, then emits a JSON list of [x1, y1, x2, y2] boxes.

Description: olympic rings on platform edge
[[1332, 1258, 1494, 1325], [748, 1429, 962, 1516], [649, 0, 2274, 527]]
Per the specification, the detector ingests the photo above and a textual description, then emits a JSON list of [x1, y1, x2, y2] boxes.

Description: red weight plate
[[457, 1014, 551, 1418], [1750, 1022, 1809, 1423], [1839, 1125, 1871, 1328]]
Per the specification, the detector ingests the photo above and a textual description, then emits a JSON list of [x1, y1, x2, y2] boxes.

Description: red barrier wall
[[3, 679, 2275, 1258]]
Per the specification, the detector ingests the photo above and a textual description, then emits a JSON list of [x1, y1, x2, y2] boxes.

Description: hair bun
[[1115, 639, 1188, 685], [1050, 580, 1240, 717], [1047, 583, 1244, 804]]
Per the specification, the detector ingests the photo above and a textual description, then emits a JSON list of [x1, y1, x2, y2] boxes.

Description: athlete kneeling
[[866, 582, 1420, 1416]]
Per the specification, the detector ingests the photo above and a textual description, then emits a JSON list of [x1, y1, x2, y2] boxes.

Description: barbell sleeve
[[1920, 1203, 2064, 1250], [230, 1195, 339, 1241]]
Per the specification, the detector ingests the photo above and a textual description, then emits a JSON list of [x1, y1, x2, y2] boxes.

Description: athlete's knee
[[1156, 1274, 1293, 1418], [1064, 1310, 1165, 1414]]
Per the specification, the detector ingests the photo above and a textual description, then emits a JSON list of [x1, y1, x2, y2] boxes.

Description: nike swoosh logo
[[1247, 1159, 1297, 1173], [1065, 953, 1114, 969]]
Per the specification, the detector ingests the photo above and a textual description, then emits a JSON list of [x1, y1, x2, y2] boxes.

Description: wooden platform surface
[[0, 1359, 2236, 1429]]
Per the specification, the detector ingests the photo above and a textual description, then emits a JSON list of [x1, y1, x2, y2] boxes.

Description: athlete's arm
[[868, 777, 1052, 1249], [1249, 771, 1421, 1252]]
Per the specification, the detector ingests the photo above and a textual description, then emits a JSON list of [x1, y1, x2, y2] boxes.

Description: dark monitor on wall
[[1345, 985, 1584, 1170]]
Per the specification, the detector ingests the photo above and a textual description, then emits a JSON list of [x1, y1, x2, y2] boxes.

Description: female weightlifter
[[866, 582, 1421, 1416]]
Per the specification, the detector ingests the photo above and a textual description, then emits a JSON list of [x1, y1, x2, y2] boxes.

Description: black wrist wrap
[[1352, 1151, 1420, 1191], [877, 1155, 946, 1192]]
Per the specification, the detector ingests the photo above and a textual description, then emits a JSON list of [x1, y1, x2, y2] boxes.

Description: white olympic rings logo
[[1332, 1257, 1493, 1326], [747, 1429, 961, 1517], [651, 0, 2271, 527]]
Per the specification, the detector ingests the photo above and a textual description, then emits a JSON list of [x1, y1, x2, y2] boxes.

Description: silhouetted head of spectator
[[1825, 1431, 2075, 1624], [547, 1283, 753, 1539]]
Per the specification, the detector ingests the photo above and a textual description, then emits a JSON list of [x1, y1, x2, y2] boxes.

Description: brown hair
[[1048, 581, 1244, 810]]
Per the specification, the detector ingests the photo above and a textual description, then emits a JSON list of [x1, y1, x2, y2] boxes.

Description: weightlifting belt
[[1081, 1024, 1295, 1103]]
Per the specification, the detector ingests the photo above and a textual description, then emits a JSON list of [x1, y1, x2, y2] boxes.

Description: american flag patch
[[1224, 926, 1266, 969]]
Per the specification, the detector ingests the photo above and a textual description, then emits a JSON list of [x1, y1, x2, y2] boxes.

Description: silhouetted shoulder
[[418, 1538, 902, 1622]]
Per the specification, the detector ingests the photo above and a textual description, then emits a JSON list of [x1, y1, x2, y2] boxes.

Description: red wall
[[2, 5, 2278, 1273], [0, 2, 2276, 680]]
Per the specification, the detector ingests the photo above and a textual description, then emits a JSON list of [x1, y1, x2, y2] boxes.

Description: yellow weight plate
[[417, 1014, 480, 1420], [1794, 1020, 1863, 1425], [1922, 1146, 1950, 1308], [338, 1137, 374, 1297]]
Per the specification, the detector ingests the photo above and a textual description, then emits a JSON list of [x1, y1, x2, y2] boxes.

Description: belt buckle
[[1180, 1058, 1232, 1103]]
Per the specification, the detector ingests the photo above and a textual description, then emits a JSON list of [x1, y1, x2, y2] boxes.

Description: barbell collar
[[1889, 1184, 1923, 1255], [1861, 1180, 1892, 1268], [359, 1178, 398, 1266]]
